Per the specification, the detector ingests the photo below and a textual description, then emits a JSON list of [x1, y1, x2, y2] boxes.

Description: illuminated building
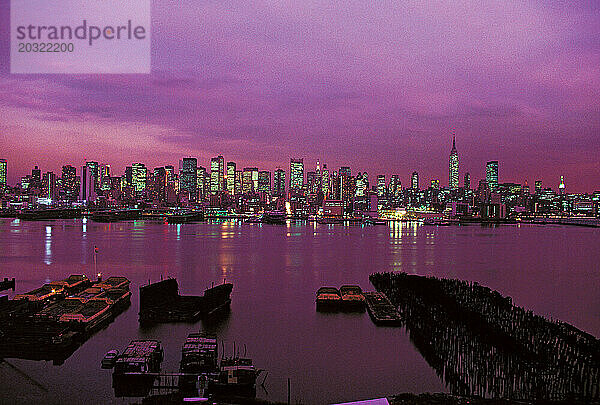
[[0, 159, 6, 191], [464, 172, 471, 191], [31, 166, 41, 188], [226, 162, 236, 195], [79, 165, 96, 202], [131, 163, 147, 193], [153, 167, 167, 202], [486, 161, 498, 191], [306, 171, 317, 194], [42, 171, 57, 199], [86, 161, 99, 190], [235, 170, 243, 196], [61, 165, 78, 201], [355, 172, 368, 196], [321, 164, 330, 196], [274, 168, 285, 197], [258, 170, 271, 193], [181, 157, 198, 201], [431, 179, 439, 189], [290, 158, 304, 190], [559, 176, 565, 195], [411, 171, 419, 190], [377, 175, 386, 197], [197, 166, 207, 198], [242, 168, 255, 194], [210, 155, 224, 194], [535, 180, 542, 194], [449, 136, 459, 189]]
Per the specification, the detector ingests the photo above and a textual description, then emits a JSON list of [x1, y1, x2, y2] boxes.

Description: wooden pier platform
[[364, 292, 402, 326]]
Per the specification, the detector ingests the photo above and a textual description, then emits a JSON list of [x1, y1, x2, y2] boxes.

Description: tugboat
[[315, 287, 342, 311]]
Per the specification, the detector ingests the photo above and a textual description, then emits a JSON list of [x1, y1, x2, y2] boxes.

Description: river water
[[0, 218, 598, 404]]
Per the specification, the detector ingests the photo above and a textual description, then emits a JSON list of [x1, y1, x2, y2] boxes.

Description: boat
[[16, 208, 83, 220], [316, 217, 344, 224], [90, 209, 142, 222], [339, 285, 366, 311], [179, 332, 218, 393], [261, 211, 286, 224], [315, 287, 342, 311], [102, 349, 119, 369], [112, 340, 164, 397], [363, 218, 386, 225], [209, 357, 260, 398], [166, 210, 204, 224], [139, 279, 233, 324], [363, 292, 402, 326], [244, 216, 262, 223]]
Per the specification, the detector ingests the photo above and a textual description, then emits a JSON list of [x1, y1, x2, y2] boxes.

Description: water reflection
[[44, 225, 52, 265]]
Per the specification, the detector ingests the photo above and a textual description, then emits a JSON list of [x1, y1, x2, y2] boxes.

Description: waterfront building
[[197, 166, 208, 198], [235, 170, 243, 197], [41, 171, 57, 200], [290, 158, 304, 190], [181, 157, 198, 201], [242, 168, 255, 194], [61, 165, 78, 201], [226, 162, 236, 195], [0, 159, 6, 191], [258, 170, 271, 193], [321, 164, 330, 196], [79, 165, 96, 202], [377, 175, 386, 197], [210, 155, 225, 194], [449, 136, 459, 189], [486, 161, 499, 191], [274, 169, 285, 197], [132, 163, 147, 193], [86, 161, 99, 191], [411, 171, 419, 190]]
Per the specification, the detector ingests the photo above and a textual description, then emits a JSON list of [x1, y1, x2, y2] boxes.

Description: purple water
[[0, 218, 598, 404]]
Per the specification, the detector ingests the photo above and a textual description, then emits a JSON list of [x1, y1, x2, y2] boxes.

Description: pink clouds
[[0, 1, 599, 191]]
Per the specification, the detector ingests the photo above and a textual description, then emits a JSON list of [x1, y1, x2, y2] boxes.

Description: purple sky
[[1, 1, 599, 191]]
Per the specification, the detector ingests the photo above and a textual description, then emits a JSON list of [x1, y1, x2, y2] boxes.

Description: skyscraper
[[226, 162, 236, 195], [132, 163, 147, 193], [0, 159, 6, 191], [61, 165, 78, 201], [377, 175, 386, 197], [486, 161, 499, 191], [197, 166, 208, 198], [210, 155, 225, 194], [411, 171, 419, 190], [235, 170, 243, 196], [464, 172, 471, 191], [181, 157, 198, 201], [86, 161, 99, 190], [274, 168, 285, 197], [258, 170, 271, 193], [79, 165, 96, 202], [242, 168, 255, 194], [534, 180, 542, 194], [449, 136, 459, 189], [321, 164, 330, 196], [290, 158, 304, 191], [559, 176, 566, 195], [42, 171, 57, 199]]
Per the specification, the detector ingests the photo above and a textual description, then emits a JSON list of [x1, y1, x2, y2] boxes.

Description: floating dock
[[363, 292, 402, 326]]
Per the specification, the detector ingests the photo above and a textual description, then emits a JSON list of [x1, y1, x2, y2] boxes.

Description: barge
[[16, 208, 84, 220], [364, 292, 402, 326], [340, 285, 366, 311], [90, 209, 142, 222], [138, 278, 232, 324], [166, 210, 204, 223], [315, 287, 342, 311], [179, 332, 218, 393], [112, 340, 164, 397]]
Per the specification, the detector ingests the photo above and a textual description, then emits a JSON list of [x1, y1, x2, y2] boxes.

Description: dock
[[0, 277, 15, 292], [363, 292, 402, 326]]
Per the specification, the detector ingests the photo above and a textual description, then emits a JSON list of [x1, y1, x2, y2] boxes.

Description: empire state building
[[449, 136, 459, 190]]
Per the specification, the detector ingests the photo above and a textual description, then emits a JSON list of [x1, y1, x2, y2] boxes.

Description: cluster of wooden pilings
[[369, 272, 600, 402]]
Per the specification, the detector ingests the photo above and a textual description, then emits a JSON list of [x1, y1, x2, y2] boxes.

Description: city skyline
[[1, 2, 599, 192]]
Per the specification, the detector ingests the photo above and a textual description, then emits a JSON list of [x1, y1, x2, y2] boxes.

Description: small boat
[[209, 357, 260, 398], [261, 211, 286, 224], [316, 287, 342, 311], [112, 340, 164, 397], [339, 285, 366, 311], [102, 349, 119, 369], [316, 217, 343, 224], [166, 210, 204, 224], [91, 209, 142, 222], [363, 218, 386, 225]]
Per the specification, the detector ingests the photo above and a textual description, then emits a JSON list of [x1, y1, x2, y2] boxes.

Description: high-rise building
[[181, 157, 198, 201], [339, 167, 352, 202], [290, 158, 304, 190], [79, 165, 96, 202], [464, 172, 471, 191], [61, 165, 78, 201], [355, 172, 368, 196], [86, 161, 99, 190], [306, 171, 318, 194], [210, 156, 225, 194], [321, 164, 330, 196], [389, 175, 401, 197], [559, 176, 566, 195], [486, 161, 498, 190], [377, 175, 386, 197], [534, 180, 542, 194], [226, 162, 236, 195], [31, 165, 41, 188], [431, 179, 440, 189], [258, 170, 271, 193], [274, 169, 285, 197], [411, 171, 419, 190], [449, 136, 459, 189], [197, 166, 208, 198], [0, 159, 6, 191], [100, 164, 111, 191], [242, 168, 255, 194], [153, 167, 167, 202], [42, 171, 57, 199], [132, 163, 147, 193], [235, 170, 243, 197]]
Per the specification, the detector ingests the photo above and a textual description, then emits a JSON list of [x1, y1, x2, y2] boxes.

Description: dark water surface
[[0, 218, 598, 404]]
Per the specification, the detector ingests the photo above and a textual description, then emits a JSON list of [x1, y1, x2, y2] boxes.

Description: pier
[[370, 272, 600, 401]]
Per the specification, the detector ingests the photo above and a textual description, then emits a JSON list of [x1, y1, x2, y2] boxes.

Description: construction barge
[[138, 278, 233, 324], [0, 275, 131, 363], [363, 291, 402, 326]]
